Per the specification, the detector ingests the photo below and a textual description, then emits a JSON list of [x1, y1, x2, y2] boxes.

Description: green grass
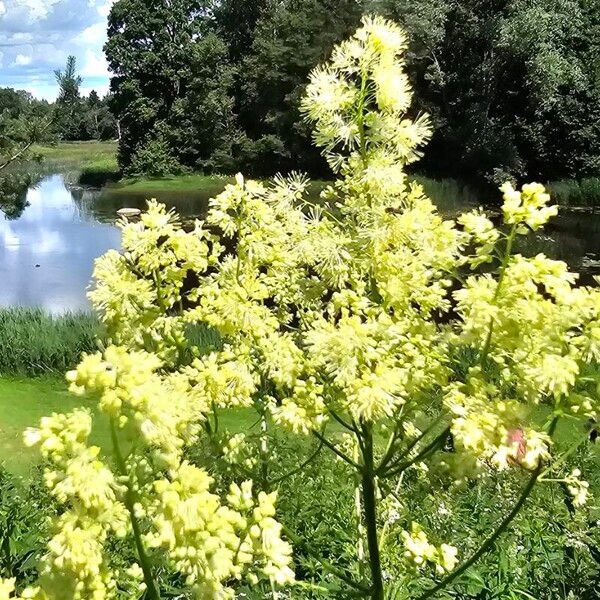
[[33, 141, 118, 164], [0, 377, 111, 475], [0, 376, 256, 476], [32, 141, 120, 187], [115, 173, 233, 194], [0, 308, 104, 377], [547, 177, 600, 207]]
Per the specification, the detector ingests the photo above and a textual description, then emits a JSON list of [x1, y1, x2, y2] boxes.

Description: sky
[[0, 0, 114, 101]]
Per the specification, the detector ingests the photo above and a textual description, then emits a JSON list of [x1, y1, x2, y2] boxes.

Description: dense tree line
[[0, 89, 52, 217], [105, 0, 600, 183], [0, 57, 117, 149]]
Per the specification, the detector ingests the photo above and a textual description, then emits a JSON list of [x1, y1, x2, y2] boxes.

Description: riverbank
[[33, 141, 600, 209], [0, 309, 102, 377]]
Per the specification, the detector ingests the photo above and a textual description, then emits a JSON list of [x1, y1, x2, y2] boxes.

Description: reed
[[0, 308, 103, 376]]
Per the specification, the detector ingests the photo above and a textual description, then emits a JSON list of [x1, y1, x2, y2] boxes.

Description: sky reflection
[[0, 175, 121, 313]]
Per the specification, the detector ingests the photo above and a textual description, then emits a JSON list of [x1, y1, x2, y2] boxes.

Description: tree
[[372, 0, 600, 183], [105, 0, 224, 174], [239, 0, 365, 175], [53, 56, 86, 141], [0, 90, 53, 217], [81, 91, 118, 141], [213, 0, 269, 61]]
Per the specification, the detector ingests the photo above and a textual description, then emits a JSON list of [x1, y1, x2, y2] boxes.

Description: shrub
[[4, 15, 600, 600], [547, 177, 600, 207], [127, 136, 182, 178]]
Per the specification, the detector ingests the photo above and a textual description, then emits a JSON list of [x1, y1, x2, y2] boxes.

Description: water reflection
[[0, 174, 213, 313], [1, 173, 599, 313], [0, 175, 121, 313]]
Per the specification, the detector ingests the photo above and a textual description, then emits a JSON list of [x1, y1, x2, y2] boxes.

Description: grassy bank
[[0, 308, 103, 377], [548, 177, 600, 207], [0, 377, 256, 475], [33, 141, 600, 209], [114, 173, 234, 195], [34, 141, 120, 187], [34, 140, 118, 166]]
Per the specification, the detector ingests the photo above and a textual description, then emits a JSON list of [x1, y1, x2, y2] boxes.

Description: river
[[1, 172, 599, 313]]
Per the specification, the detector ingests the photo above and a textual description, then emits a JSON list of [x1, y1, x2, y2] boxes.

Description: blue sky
[[0, 0, 114, 101]]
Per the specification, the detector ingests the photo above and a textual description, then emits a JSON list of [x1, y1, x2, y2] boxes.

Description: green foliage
[[0, 468, 53, 586], [105, 0, 225, 174], [237, 0, 365, 175], [548, 177, 600, 208], [375, 0, 600, 183], [128, 136, 182, 178], [0, 88, 54, 216], [106, 0, 600, 182], [52, 57, 117, 143], [0, 309, 103, 376], [105, 0, 364, 176]]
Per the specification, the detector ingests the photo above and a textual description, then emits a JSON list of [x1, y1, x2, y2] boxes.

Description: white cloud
[[81, 48, 109, 77], [14, 53, 32, 66], [96, 0, 115, 18], [76, 21, 106, 45], [22, 0, 62, 22], [0, 0, 113, 100]]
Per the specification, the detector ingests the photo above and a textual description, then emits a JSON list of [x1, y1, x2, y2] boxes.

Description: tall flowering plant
[[4, 15, 599, 600]]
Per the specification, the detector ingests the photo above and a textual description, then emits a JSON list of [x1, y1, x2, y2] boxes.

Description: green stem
[[415, 466, 540, 600], [312, 429, 361, 470], [381, 426, 450, 478], [360, 424, 384, 600], [328, 406, 360, 434], [356, 70, 369, 165], [110, 419, 160, 600], [415, 416, 560, 600], [377, 416, 446, 475], [480, 224, 517, 362]]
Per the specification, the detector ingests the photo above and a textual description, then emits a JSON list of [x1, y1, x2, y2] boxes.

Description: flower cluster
[[148, 465, 293, 597], [401, 522, 458, 575], [565, 469, 590, 507], [19, 342, 294, 598], [500, 182, 558, 231], [18, 14, 600, 599]]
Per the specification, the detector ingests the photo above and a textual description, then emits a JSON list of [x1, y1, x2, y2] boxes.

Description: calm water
[[1, 172, 599, 313], [0, 174, 209, 313]]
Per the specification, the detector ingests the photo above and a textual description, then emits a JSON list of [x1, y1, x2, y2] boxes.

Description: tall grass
[[412, 176, 490, 213], [547, 177, 600, 207], [78, 157, 120, 187], [0, 309, 104, 376]]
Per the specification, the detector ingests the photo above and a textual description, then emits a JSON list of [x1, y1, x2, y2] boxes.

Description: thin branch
[[415, 416, 560, 600], [269, 440, 324, 485], [380, 427, 450, 478], [328, 407, 360, 434], [312, 429, 361, 471], [0, 139, 34, 172], [414, 465, 541, 600]]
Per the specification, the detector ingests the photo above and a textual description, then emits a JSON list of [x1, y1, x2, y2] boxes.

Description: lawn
[[0, 376, 256, 476], [0, 377, 110, 475], [33, 140, 118, 165]]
